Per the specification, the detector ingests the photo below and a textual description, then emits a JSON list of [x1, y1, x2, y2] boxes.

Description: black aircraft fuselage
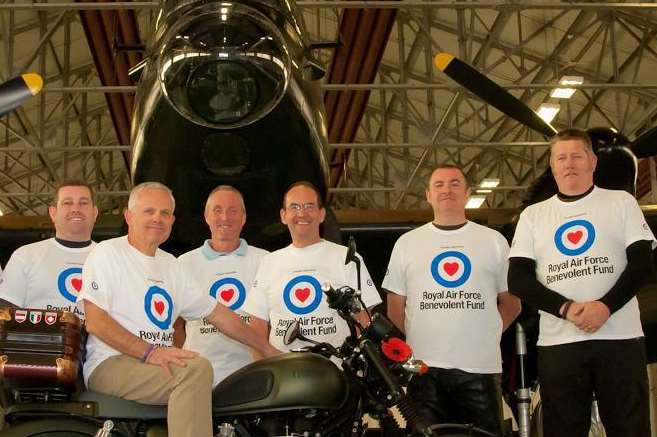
[[131, 0, 329, 250]]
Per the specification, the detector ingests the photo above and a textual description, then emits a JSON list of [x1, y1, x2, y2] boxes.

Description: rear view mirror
[[283, 320, 300, 345]]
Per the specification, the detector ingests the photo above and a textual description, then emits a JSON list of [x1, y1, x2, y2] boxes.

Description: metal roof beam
[[5, 2, 657, 11]]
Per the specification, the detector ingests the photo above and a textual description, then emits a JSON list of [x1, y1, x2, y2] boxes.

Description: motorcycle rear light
[[381, 337, 412, 362]]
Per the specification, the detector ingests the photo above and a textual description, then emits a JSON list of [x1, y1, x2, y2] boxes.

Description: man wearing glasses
[[242, 181, 381, 354]]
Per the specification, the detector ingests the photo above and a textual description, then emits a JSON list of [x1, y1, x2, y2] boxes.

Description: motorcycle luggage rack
[[12, 387, 70, 403], [2, 379, 74, 404]]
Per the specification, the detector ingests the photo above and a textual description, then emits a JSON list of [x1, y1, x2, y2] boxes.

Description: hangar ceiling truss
[[0, 1, 656, 215]]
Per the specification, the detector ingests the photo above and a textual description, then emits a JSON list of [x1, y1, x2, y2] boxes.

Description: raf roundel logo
[[209, 278, 246, 311], [57, 267, 83, 303], [554, 219, 596, 256], [283, 275, 323, 315], [430, 251, 472, 288], [144, 286, 174, 330]]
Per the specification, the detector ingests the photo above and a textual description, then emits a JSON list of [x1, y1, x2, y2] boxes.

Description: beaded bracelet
[[141, 343, 155, 363]]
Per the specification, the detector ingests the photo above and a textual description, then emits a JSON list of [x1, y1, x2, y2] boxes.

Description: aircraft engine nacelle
[[131, 0, 330, 250]]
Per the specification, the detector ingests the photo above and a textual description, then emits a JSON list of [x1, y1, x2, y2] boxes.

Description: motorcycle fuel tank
[[212, 352, 348, 414]]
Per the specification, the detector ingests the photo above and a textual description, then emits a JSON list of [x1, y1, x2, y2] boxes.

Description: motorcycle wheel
[[0, 418, 123, 436]]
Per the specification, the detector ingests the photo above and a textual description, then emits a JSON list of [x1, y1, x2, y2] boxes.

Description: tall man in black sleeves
[[508, 128, 655, 437]]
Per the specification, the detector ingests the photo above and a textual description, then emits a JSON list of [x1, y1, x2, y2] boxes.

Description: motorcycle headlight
[[157, 2, 290, 129]]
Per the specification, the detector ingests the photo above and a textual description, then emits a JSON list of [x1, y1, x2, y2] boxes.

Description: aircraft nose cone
[[157, 2, 291, 129]]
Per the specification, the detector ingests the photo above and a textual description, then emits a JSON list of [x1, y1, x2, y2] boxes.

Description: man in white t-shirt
[[509, 129, 655, 437], [0, 179, 98, 318], [383, 166, 520, 435], [78, 182, 279, 437], [243, 181, 381, 354], [177, 185, 268, 386]]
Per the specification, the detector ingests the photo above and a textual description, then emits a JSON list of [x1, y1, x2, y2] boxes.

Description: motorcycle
[[210, 283, 496, 437], [0, 283, 494, 436], [212, 282, 433, 436]]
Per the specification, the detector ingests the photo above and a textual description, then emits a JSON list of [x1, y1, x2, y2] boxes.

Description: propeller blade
[[630, 126, 657, 159], [434, 53, 557, 138], [0, 73, 43, 117]]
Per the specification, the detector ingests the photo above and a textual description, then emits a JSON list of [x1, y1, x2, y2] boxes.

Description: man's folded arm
[[508, 257, 569, 317], [205, 303, 278, 357]]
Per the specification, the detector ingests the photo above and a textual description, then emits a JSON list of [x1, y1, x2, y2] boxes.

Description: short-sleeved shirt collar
[[201, 238, 248, 260]]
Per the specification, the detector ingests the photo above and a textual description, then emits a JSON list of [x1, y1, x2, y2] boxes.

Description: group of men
[[0, 128, 653, 437], [381, 127, 655, 437]]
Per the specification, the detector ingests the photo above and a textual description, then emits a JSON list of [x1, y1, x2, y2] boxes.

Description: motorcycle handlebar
[[323, 284, 361, 314], [322, 284, 365, 339], [310, 342, 339, 358]]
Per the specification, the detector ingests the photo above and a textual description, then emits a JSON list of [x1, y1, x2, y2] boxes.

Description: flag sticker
[[14, 310, 27, 323], [29, 311, 42, 324]]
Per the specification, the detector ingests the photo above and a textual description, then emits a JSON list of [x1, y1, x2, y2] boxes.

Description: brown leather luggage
[[0, 307, 82, 387]]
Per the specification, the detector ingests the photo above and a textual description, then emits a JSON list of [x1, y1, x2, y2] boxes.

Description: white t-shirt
[[0, 238, 95, 318], [179, 240, 269, 386], [509, 187, 656, 346], [242, 240, 382, 352], [77, 236, 216, 385], [382, 222, 508, 373]]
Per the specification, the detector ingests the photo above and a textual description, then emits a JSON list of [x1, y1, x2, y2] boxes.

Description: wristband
[[561, 300, 573, 319], [141, 344, 155, 363]]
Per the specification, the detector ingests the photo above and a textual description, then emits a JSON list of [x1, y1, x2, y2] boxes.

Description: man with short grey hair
[[177, 185, 269, 386], [127, 181, 176, 212], [78, 182, 278, 437]]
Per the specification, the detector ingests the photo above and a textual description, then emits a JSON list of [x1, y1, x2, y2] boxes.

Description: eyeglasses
[[286, 202, 319, 212]]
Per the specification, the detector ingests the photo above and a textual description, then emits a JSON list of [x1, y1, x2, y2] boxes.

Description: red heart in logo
[[220, 288, 235, 302], [567, 231, 583, 244], [443, 262, 459, 276], [71, 278, 82, 292], [154, 300, 165, 316], [295, 287, 311, 303]]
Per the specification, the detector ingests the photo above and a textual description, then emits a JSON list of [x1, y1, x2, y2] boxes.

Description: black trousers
[[407, 367, 504, 436], [538, 338, 650, 437]]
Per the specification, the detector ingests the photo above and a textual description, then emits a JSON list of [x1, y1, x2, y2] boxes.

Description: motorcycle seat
[[75, 390, 167, 420]]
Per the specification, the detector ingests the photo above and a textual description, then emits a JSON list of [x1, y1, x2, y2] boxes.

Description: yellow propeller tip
[[21, 73, 43, 96], [434, 53, 454, 71]]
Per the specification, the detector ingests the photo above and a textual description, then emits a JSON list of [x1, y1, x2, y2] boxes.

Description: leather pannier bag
[[0, 308, 82, 387]]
